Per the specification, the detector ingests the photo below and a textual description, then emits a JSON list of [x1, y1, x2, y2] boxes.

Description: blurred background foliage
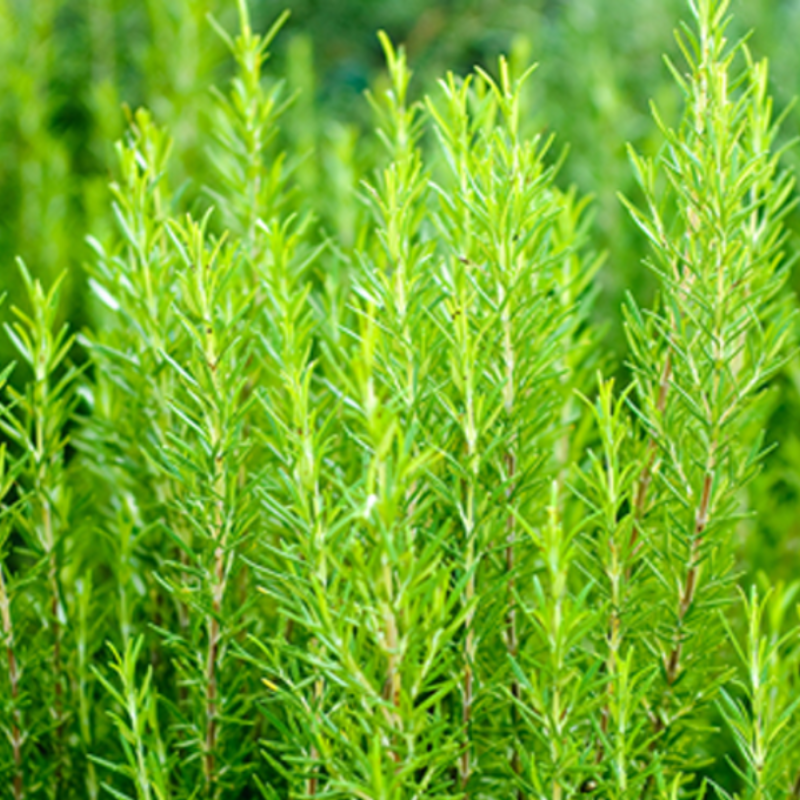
[[5, 0, 800, 315], [1, 0, 800, 577]]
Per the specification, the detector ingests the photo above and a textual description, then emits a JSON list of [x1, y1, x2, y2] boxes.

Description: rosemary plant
[[2, 1, 800, 799], [620, 0, 797, 785]]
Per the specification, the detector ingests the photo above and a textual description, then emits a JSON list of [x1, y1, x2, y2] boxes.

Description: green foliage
[[2, 1, 800, 798]]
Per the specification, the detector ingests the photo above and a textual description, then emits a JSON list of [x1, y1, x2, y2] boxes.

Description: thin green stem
[[0, 563, 23, 800]]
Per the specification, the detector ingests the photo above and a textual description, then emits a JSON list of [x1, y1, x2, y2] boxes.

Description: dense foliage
[[2, 0, 800, 798]]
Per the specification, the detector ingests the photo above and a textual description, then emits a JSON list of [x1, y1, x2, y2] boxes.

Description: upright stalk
[[504, 449, 520, 789], [33, 307, 65, 777], [461, 463, 477, 794], [622, 0, 797, 786], [4, 264, 77, 791], [0, 563, 23, 800], [203, 317, 227, 788]]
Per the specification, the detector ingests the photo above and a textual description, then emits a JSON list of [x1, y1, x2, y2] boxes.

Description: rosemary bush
[[2, 0, 800, 798]]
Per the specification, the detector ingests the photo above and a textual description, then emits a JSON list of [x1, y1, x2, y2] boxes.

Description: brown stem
[[306, 678, 324, 796], [382, 561, 402, 766], [461, 649, 473, 795], [204, 542, 225, 791], [308, 756, 318, 797], [637, 713, 664, 800], [628, 355, 672, 559], [1, 564, 23, 800], [594, 355, 673, 772], [637, 466, 713, 800], [203, 315, 229, 794], [638, 467, 714, 800], [204, 454, 227, 792], [665, 469, 712, 684], [596, 351, 668, 763]]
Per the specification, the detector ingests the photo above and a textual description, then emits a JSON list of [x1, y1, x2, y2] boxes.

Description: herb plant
[[2, 0, 800, 798]]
